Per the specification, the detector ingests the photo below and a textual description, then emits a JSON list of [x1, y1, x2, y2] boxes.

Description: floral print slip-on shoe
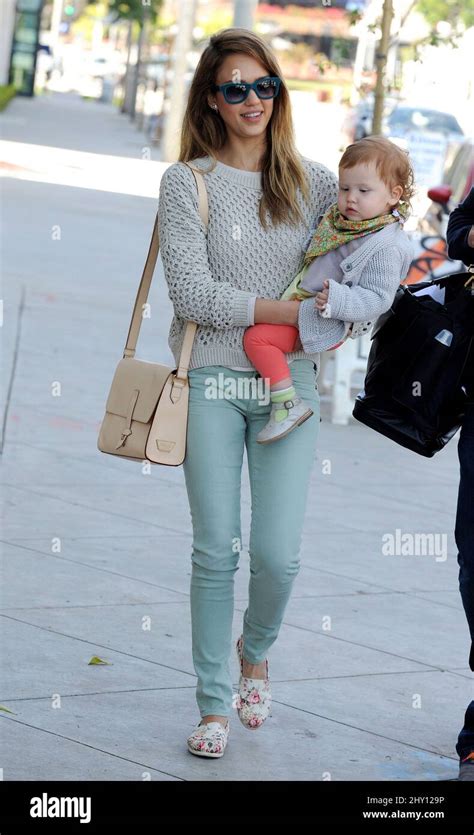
[[187, 720, 230, 758], [235, 634, 272, 730]]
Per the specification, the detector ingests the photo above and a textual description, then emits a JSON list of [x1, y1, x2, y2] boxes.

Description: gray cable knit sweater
[[297, 222, 415, 353], [157, 154, 339, 371]]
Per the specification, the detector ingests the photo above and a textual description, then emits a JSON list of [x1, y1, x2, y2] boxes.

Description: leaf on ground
[[0, 705, 17, 714], [88, 655, 112, 666]]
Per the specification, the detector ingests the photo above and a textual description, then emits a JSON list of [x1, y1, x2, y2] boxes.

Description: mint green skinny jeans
[[183, 359, 320, 718]]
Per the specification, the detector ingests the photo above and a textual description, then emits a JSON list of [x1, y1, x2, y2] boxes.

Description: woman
[[157, 28, 339, 758]]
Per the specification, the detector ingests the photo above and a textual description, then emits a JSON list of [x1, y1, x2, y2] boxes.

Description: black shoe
[[458, 752, 474, 781]]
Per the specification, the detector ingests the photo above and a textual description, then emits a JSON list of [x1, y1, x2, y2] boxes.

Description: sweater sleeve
[[297, 300, 351, 354], [446, 187, 474, 266], [323, 245, 405, 322], [158, 163, 258, 329]]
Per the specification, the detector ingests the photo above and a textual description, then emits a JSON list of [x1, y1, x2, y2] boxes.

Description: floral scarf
[[303, 202, 407, 268]]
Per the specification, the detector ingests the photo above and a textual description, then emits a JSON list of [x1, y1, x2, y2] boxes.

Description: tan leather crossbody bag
[[97, 163, 208, 466]]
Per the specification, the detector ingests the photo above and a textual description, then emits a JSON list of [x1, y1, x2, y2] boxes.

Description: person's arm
[[158, 163, 258, 329], [319, 246, 406, 323], [252, 165, 339, 329], [446, 187, 474, 266], [296, 239, 414, 354], [297, 300, 351, 354], [253, 298, 301, 326]]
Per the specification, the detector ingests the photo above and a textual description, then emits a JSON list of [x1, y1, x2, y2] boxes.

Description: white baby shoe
[[256, 395, 313, 444]]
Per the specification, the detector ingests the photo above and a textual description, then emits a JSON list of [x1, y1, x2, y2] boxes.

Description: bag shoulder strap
[[123, 162, 209, 374]]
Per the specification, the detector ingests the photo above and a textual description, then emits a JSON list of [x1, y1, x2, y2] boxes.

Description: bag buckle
[[170, 373, 187, 404], [115, 428, 132, 449], [115, 389, 139, 448]]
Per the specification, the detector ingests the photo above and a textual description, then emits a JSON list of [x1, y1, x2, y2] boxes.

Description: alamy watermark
[[381, 528, 448, 562], [204, 372, 270, 405], [30, 793, 91, 823]]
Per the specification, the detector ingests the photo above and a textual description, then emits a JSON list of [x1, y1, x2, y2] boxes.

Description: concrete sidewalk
[[1, 91, 472, 782]]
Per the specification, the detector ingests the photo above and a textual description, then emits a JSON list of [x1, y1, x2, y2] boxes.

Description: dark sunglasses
[[211, 76, 281, 105]]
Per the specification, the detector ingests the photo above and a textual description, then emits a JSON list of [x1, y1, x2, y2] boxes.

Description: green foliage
[[107, 0, 162, 24], [346, 8, 363, 27], [417, 0, 474, 29], [0, 84, 16, 110], [195, 9, 233, 37]]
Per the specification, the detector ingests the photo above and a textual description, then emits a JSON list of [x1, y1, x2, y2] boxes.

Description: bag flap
[[105, 358, 173, 423]]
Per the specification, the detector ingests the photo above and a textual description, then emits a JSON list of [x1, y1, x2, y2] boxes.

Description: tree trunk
[[120, 19, 133, 114], [372, 0, 393, 135]]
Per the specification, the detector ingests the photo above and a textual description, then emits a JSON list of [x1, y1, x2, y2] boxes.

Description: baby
[[243, 135, 415, 444]]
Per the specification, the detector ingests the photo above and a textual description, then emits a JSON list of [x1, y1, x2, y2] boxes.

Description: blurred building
[[1, 0, 46, 95], [257, 0, 366, 68], [0, 0, 17, 85]]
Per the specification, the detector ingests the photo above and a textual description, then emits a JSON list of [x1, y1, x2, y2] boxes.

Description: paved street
[[1, 90, 472, 781]]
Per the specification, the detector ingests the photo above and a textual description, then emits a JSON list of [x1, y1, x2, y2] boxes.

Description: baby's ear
[[392, 184, 404, 202]]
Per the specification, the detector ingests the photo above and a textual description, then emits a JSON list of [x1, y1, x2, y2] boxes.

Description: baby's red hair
[[340, 136, 416, 210]]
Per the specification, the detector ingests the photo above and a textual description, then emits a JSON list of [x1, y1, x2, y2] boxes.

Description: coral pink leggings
[[243, 323, 301, 386]]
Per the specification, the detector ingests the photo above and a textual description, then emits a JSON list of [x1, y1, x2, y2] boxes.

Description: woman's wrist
[[254, 298, 301, 326], [286, 299, 301, 326]]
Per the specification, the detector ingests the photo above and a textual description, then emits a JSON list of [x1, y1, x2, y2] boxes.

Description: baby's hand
[[315, 280, 329, 311]]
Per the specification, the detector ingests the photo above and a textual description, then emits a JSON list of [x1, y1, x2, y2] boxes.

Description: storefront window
[[9, 0, 43, 96]]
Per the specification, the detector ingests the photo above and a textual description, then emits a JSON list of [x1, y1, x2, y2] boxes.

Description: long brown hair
[[179, 28, 310, 230]]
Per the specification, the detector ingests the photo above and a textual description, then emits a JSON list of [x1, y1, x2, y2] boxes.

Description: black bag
[[352, 269, 474, 457]]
